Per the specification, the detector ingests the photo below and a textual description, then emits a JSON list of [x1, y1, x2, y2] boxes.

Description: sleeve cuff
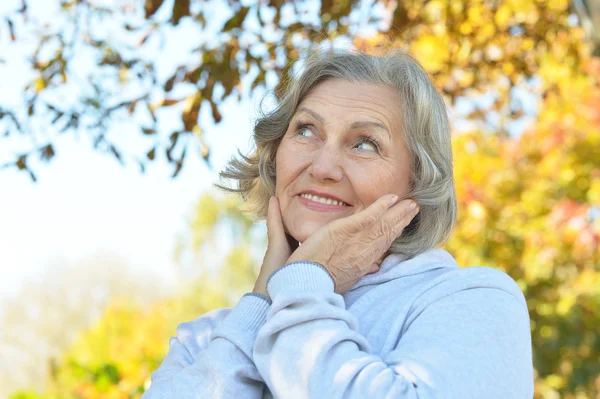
[[266, 261, 335, 299], [209, 292, 271, 360]]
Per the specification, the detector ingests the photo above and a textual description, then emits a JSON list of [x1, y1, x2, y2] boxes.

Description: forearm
[[143, 293, 271, 398]]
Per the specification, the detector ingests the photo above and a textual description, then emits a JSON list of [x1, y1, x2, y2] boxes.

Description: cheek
[[275, 141, 306, 202], [275, 144, 292, 196], [350, 163, 408, 206]]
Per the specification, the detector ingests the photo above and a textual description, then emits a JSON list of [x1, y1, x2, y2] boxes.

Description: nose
[[307, 146, 343, 183]]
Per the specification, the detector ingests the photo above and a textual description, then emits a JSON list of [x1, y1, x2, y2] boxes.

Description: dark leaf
[[146, 102, 157, 122], [166, 130, 181, 162], [144, 0, 165, 18], [28, 169, 37, 182], [16, 155, 26, 170], [169, 131, 180, 146], [171, 147, 186, 177], [194, 12, 206, 28], [51, 111, 64, 124], [287, 22, 304, 32], [60, 114, 79, 132], [268, 0, 283, 7], [321, 0, 333, 15], [128, 99, 138, 114], [162, 98, 180, 106], [182, 92, 201, 131], [39, 144, 55, 161], [184, 65, 202, 84], [171, 0, 190, 25], [146, 147, 156, 160], [172, 161, 183, 177], [164, 74, 177, 92], [139, 31, 151, 46], [93, 134, 105, 149], [210, 102, 222, 123], [223, 6, 250, 32], [46, 103, 60, 112], [109, 145, 124, 165], [142, 127, 155, 135], [6, 18, 15, 41]]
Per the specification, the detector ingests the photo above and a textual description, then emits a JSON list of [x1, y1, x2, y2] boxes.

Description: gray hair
[[216, 48, 457, 259]]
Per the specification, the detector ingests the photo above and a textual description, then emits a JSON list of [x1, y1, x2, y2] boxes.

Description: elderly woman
[[142, 49, 534, 398]]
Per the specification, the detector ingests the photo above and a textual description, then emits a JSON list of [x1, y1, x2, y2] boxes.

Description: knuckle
[[380, 220, 394, 239]]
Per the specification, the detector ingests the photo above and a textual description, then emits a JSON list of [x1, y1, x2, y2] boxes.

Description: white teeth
[[300, 193, 348, 206]]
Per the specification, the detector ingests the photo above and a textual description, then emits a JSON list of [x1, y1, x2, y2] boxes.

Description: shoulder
[[411, 265, 528, 314], [442, 266, 526, 303]]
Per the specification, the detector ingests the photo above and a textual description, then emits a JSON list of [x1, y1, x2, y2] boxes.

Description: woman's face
[[275, 78, 413, 243]]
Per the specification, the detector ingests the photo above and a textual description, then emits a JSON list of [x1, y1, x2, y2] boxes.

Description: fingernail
[[389, 195, 398, 206], [408, 201, 417, 210]]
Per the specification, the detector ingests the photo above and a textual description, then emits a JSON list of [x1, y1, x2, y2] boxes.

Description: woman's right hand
[[252, 196, 299, 300]]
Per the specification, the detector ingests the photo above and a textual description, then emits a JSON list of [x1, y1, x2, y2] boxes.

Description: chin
[[286, 219, 328, 244]]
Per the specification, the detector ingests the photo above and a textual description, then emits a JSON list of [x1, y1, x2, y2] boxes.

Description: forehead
[[298, 78, 403, 125]]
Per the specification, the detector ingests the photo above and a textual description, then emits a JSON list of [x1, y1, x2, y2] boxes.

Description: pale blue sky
[[0, 0, 268, 302]]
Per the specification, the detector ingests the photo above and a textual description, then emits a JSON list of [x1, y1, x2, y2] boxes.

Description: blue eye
[[298, 127, 314, 137], [294, 121, 315, 138], [355, 137, 380, 153]]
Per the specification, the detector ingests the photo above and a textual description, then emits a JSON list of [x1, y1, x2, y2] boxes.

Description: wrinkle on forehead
[[299, 83, 403, 135]]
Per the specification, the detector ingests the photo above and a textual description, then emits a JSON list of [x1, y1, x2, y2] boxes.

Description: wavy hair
[[216, 48, 457, 259]]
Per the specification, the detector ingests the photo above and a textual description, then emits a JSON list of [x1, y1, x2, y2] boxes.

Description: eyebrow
[[296, 107, 390, 139]]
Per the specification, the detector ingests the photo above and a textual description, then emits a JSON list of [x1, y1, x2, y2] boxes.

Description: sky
[[0, 96, 256, 301], [0, 0, 265, 305]]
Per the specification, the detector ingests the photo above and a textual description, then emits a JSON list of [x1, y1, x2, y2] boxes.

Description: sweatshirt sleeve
[[142, 292, 271, 399], [253, 261, 534, 399]]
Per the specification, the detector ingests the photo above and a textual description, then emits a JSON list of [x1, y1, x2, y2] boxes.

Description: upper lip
[[297, 189, 351, 205]]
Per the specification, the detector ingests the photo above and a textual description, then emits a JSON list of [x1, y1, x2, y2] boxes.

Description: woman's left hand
[[287, 194, 420, 294]]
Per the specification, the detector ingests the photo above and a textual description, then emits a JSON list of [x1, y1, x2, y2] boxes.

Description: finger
[[367, 263, 380, 274], [371, 200, 419, 242], [342, 194, 399, 233], [266, 196, 286, 244]]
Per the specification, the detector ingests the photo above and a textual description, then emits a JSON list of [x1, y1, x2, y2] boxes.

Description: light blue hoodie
[[142, 249, 534, 398]]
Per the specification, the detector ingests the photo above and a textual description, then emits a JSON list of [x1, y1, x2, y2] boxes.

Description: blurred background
[[0, 0, 598, 398]]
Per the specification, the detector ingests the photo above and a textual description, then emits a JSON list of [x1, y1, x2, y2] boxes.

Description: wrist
[[252, 279, 270, 300]]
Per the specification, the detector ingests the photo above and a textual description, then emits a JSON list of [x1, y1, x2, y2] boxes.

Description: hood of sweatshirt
[[347, 248, 460, 292]]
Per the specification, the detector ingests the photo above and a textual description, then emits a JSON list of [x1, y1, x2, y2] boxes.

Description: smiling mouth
[[297, 193, 351, 209]]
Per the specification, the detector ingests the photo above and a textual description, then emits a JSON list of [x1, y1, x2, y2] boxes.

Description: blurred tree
[[0, 254, 169, 398], [7, 192, 260, 399], [0, 0, 590, 179], [574, 0, 600, 55], [447, 56, 600, 397]]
